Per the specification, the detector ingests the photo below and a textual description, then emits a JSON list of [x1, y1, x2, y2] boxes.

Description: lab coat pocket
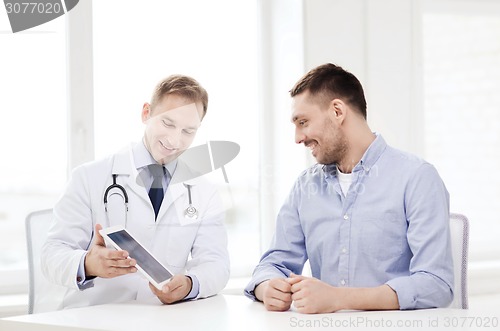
[[157, 223, 197, 270]]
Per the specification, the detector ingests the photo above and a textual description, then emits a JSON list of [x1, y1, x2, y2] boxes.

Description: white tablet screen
[[107, 230, 172, 283]]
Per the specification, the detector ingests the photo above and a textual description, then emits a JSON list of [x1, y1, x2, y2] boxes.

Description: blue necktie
[[148, 164, 165, 219]]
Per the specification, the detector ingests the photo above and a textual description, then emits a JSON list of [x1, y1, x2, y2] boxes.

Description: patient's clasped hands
[[255, 273, 342, 314]]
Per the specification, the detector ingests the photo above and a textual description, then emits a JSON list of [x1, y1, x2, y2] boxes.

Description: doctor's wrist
[[184, 275, 193, 296], [183, 274, 201, 300]]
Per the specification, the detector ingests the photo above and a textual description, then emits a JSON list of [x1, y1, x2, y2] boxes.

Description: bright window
[[422, 1, 500, 261], [0, 14, 67, 285]]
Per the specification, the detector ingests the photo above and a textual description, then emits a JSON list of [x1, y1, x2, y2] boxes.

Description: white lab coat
[[41, 144, 230, 309]]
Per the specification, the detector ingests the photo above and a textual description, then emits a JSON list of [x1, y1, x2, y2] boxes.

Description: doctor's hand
[[149, 275, 193, 304], [84, 224, 137, 278], [254, 278, 293, 312]]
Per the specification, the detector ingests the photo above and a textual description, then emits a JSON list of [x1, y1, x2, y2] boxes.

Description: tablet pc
[[99, 226, 173, 290]]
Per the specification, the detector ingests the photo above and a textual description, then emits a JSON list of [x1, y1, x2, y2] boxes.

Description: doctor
[[42, 75, 230, 309]]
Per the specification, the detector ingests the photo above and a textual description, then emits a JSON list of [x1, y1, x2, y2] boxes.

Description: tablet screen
[[108, 230, 172, 283]]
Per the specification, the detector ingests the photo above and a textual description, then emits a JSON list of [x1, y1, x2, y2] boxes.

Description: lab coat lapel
[[158, 182, 185, 221], [156, 161, 197, 221], [111, 146, 151, 205]]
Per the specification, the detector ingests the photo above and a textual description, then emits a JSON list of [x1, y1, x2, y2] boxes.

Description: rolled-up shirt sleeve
[[386, 163, 454, 309]]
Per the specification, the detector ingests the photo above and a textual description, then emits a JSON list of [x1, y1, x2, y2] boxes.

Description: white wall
[[66, 0, 95, 172], [257, 0, 308, 250], [303, 0, 423, 156]]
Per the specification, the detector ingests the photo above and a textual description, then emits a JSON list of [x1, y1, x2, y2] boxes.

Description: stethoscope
[[103, 174, 199, 224], [183, 183, 198, 219]]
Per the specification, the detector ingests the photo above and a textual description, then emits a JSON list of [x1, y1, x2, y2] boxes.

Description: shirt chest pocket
[[358, 212, 407, 262]]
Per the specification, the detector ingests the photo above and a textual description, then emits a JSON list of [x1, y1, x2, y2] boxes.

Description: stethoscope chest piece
[[184, 205, 198, 219], [183, 183, 198, 220]]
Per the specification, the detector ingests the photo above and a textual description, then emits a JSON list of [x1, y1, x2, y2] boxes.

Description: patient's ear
[[329, 99, 346, 124]]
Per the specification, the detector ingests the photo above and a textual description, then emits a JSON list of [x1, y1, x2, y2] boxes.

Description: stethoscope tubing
[[104, 174, 129, 212]]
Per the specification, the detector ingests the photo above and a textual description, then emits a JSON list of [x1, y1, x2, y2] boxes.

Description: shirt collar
[[357, 133, 387, 171], [322, 133, 387, 177], [132, 140, 178, 177]]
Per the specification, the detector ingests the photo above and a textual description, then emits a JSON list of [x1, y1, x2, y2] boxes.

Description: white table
[[1, 294, 498, 331]]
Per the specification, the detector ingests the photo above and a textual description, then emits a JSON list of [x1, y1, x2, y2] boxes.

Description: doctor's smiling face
[[142, 94, 204, 165]]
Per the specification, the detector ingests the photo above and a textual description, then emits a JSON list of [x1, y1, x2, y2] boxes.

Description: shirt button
[[343, 214, 349, 220], [342, 247, 347, 254], [340, 279, 346, 286]]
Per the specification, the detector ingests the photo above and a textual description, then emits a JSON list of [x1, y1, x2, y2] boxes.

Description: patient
[[244, 63, 454, 313]]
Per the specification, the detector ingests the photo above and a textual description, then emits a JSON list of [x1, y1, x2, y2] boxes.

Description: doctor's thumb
[[93, 224, 106, 247]]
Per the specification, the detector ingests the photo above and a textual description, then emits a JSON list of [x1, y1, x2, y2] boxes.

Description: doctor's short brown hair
[[150, 75, 209, 118]]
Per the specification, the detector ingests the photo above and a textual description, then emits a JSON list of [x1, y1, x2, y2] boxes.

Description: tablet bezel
[[99, 225, 173, 290]]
